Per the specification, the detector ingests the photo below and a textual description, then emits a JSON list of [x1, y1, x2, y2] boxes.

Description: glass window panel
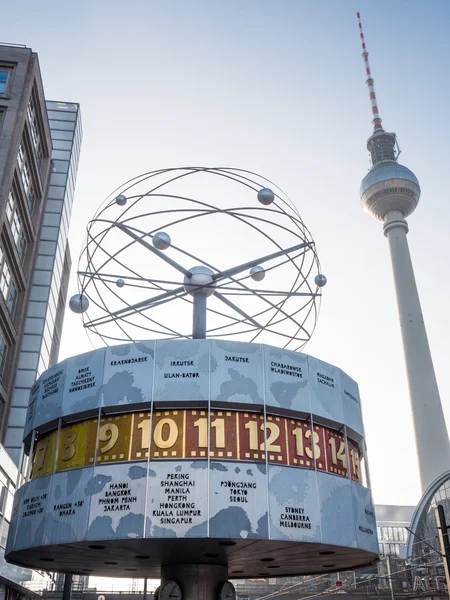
[[27, 185, 35, 212], [21, 334, 42, 352], [50, 173, 67, 186], [52, 159, 69, 174], [0, 335, 7, 378], [47, 186, 65, 200], [43, 213, 61, 227], [50, 129, 73, 141], [24, 317, 45, 336], [8, 282, 17, 314], [51, 149, 71, 160], [27, 301, 47, 318], [18, 351, 39, 371], [14, 369, 36, 387], [6, 192, 14, 223], [38, 240, 57, 255], [48, 119, 74, 131], [53, 140, 72, 151], [0, 83, 5, 94], [32, 269, 52, 286], [40, 226, 59, 241], [47, 110, 77, 122], [1, 520, 9, 548], [30, 286, 49, 302], [0, 260, 11, 300], [0, 72, 8, 82], [46, 200, 63, 216], [35, 255, 54, 271]]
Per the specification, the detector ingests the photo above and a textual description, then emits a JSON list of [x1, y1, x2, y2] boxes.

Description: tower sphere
[[116, 279, 125, 288], [360, 162, 420, 222], [183, 266, 217, 297], [69, 293, 89, 314]]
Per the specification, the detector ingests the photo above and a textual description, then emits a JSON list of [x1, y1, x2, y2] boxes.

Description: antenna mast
[[357, 12, 383, 131]]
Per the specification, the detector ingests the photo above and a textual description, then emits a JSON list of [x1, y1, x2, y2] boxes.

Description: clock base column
[[161, 563, 228, 600]]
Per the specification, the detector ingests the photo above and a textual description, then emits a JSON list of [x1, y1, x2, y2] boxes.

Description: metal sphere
[[115, 194, 127, 206], [69, 293, 89, 314], [315, 274, 327, 288], [116, 279, 125, 288], [257, 187, 275, 206], [184, 266, 217, 297], [360, 162, 420, 221], [250, 265, 265, 282], [152, 231, 171, 250]]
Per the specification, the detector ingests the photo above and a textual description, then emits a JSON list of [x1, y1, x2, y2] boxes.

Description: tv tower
[[357, 12, 450, 493]]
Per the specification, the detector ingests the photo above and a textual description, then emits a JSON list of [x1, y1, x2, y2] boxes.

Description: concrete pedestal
[[161, 563, 228, 600]]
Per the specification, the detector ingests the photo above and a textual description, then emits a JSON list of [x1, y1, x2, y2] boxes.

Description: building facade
[[4, 100, 82, 465], [0, 44, 52, 450]]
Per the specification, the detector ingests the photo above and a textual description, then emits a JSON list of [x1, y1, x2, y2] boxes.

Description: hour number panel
[[96, 414, 132, 464], [348, 438, 362, 483], [286, 420, 315, 469], [30, 431, 57, 478], [238, 412, 266, 462], [325, 429, 348, 478], [150, 410, 184, 459]]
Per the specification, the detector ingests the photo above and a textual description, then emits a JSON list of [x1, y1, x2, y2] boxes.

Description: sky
[[4, 0, 450, 513]]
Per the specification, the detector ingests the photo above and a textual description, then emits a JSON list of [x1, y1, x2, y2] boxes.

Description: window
[[27, 184, 35, 213], [0, 71, 8, 94], [17, 143, 32, 196], [6, 191, 27, 262], [27, 101, 42, 168], [0, 333, 7, 378], [0, 248, 17, 316]]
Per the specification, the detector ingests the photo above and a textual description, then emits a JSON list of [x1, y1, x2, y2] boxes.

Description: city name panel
[[6, 339, 378, 578]]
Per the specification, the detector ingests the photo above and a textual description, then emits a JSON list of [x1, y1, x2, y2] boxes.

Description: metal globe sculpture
[[75, 167, 324, 351]]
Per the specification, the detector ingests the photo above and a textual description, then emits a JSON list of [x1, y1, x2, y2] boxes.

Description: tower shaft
[[384, 211, 450, 491]]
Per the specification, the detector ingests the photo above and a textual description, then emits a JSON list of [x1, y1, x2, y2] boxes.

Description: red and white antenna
[[357, 12, 383, 131]]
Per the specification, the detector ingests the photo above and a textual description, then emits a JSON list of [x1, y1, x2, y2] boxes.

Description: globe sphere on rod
[[184, 266, 216, 297], [257, 187, 275, 206], [116, 279, 125, 288], [152, 231, 171, 251], [69, 293, 89, 314], [250, 265, 265, 282], [115, 194, 127, 206], [314, 274, 327, 287]]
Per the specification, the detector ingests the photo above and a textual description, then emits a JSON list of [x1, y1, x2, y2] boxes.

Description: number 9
[[99, 423, 119, 453]]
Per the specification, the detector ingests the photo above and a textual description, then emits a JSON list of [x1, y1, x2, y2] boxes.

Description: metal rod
[[212, 241, 312, 282], [85, 285, 185, 327], [115, 223, 192, 278], [143, 578, 147, 600], [62, 574, 72, 600], [193, 294, 207, 339], [214, 291, 261, 327]]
